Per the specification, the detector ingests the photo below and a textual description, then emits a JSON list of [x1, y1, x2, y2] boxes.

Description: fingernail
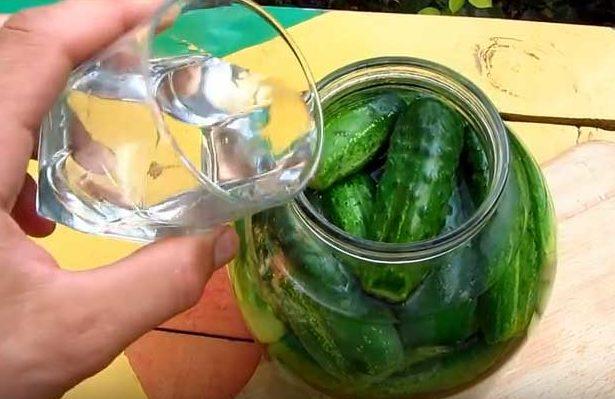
[[213, 226, 239, 267]]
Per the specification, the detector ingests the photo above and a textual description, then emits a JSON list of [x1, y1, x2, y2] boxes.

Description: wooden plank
[[229, 12, 615, 128], [508, 122, 580, 164], [62, 355, 147, 399], [159, 268, 254, 340], [125, 330, 262, 399], [509, 122, 615, 165], [578, 127, 615, 143]]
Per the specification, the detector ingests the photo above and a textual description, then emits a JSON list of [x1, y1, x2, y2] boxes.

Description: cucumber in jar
[[229, 219, 286, 344], [462, 125, 491, 206], [359, 339, 516, 399], [396, 128, 527, 320], [362, 97, 464, 303], [321, 172, 375, 238], [371, 97, 464, 243], [269, 333, 349, 395], [477, 133, 554, 343], [310, 92, 405, 190], [262, 207, 404, 383]]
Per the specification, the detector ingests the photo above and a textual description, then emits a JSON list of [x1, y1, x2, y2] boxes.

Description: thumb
[[63, 225, 238, 366]]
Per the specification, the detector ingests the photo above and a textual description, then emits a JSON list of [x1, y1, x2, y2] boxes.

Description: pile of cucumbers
[[230, 89, 555, 399]]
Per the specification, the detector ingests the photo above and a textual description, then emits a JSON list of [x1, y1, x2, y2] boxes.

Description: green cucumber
[[514, 133, 556, 316], [310, 92, 405, 190], [371, 97, 464, 243], [477, 133, 555, 343], [398, 90, 424, 106], [262, 208, 404, 382], [271, 259, 404, 382], [398, 299, 478, 348], [443, 172, 475, 233], [321, 173, 374, 238], [462, 126, 491, 207], [359, 340, 515, 399], [400, 345, 455, 369], [398, 132, 528, 317], [268, 333, 348, 395], [477, 146, 533, 344], [361, 97, 464, 303], [229, 219, 285, 344]]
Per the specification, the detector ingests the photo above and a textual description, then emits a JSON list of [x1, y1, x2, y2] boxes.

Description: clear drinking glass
[[37, 0, 322, 241]]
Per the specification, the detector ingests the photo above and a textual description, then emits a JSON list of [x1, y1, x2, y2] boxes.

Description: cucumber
[[400, 345, 455, 369], [362, 97, 464, 303], [229, 219, 285, 344], [442, 172, 475, 233], [268, 333, 349, 395], [398, 299, 478, 348], [263, 208, 404, 382], [478, 146, 533, 344], [371, 96, 464, 243], [321, 173, 374, 238], [271, 259, 404, 382], [462, 126, 491, 207], [310, 92, 405, 190], [398, 90, 424, 106], [359, 340, 515, 399], [398, 133, 528, 317], [477, 133, 555, 343], [513, 133, 556, 316]]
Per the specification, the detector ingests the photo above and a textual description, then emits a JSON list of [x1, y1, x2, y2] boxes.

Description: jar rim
[[293, 57, 509, 264]]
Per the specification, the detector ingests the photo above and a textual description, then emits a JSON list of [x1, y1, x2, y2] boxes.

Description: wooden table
[[3, 2, 615, 398]]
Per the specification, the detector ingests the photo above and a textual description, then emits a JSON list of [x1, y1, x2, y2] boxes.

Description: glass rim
[[293, 56, 510, 264], [144, 0, 323, 202]]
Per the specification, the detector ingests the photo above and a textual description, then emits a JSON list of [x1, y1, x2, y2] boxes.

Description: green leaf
[[419, 6, 441, 15], [449, 0, 465, 13], [469, 0, 492, 8]]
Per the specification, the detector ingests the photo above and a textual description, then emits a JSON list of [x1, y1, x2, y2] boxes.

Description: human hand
[[0, 2, 239, 398]]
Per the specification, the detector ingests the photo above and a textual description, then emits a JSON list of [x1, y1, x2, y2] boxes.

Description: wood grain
[[238, 141, 615, 399], [228, 13, 615, 127], [126, 331, 262, 399]]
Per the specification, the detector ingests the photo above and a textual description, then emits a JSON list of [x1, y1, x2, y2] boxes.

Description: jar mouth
[[293, 57, 509, 264]]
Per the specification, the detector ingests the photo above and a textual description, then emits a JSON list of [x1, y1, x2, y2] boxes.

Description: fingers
[[64, 226, 239, 355], [10, 174, 55, 238], [0, 0, 162, 210]]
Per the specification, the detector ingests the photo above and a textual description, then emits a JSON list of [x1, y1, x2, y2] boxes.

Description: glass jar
[[229, 57, 556, 399]]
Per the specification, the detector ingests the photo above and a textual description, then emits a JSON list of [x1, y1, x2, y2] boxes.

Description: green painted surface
[[0, 0, 52, 13], [1, 1, 321, 57], [152, 6, 321, 57]]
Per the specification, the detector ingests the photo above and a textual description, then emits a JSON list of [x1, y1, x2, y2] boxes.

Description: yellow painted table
[[6, 6, 614, 399]]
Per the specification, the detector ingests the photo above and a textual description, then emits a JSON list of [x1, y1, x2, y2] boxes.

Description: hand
[[0, 2, 239, 398]]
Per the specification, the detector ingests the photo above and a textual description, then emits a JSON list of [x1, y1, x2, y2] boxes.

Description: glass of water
[[37, 0, 322, 241]]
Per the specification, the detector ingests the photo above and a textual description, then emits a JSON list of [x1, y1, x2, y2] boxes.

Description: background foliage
[[258, 0, 615, 25]]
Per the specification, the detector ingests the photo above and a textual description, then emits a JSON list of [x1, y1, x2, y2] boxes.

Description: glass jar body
[[230, 58, 556, 399]]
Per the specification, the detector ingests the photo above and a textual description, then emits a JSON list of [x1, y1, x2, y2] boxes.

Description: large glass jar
[[229, 58, 556, 399]]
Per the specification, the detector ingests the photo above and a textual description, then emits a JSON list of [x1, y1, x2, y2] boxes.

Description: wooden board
[[125, 331, 262, 399], [237, 141, 615, 398], [230, 12, 615, 128]]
